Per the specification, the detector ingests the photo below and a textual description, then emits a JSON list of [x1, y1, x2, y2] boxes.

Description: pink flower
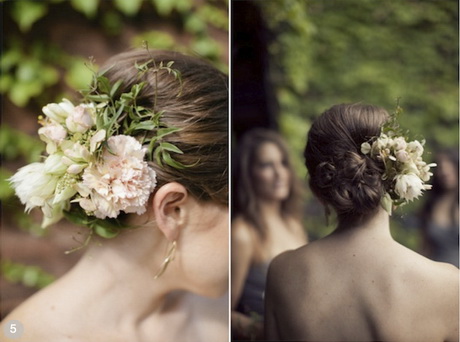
[[38, 123, 67, 154], [66, 104, 95, 133], [78, 135, 157, 219]]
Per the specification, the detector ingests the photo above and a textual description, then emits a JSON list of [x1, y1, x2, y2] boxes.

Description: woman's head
[[432, 149, 459, 193], [304, 103, 389, 222], [99, 50, 229, 294], [101, 49, 228, 206], [234, 128, 302, 237]]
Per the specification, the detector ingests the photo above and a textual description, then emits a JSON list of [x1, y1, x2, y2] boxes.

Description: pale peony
[[395, 150, 409, 163], [376, 134, 390, 149], [79, 135, 157, 219], [392, 137, 407, 151], [394, 173, 425, 202], [65, 104, 96, 133], [42, 99, 75, 124], [9, 162, 59, 213], [407, 140, 424, 157], [38, 123, 67, 154]]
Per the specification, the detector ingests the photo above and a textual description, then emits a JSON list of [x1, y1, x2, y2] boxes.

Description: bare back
[[266, 231, 459, 342]]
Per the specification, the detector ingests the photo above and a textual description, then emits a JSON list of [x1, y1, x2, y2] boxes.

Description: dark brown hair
[[101, 50, 228, 205], [234, 128, 303, 239], [304, 103, 388, 222]]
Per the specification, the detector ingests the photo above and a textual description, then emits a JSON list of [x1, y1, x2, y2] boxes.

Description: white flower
[[38, 123, 67, 154], [376, 134, 390, 149], [407, 140, 424, 157], [41, 198, 68, 228], [395, 150, 409, 163], [419, 162, 436, 182], [361, 142, 371, 155], [9, 163, 59, 212], [44, 153, 68, 175], [393, 137, 407, 151], [65, 104, 95, 133], [42, 99, 75, 123], [394, 173, 425, 202], [78, 135, 157, 219]]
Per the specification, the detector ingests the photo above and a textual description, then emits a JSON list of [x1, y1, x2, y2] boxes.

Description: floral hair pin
[[10, 58, 185, 239], [360, 103, 436, 215]]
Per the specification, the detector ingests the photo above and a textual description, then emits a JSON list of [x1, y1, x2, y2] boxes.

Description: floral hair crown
[[360, 103, 436, 215], [10, 57, 186, 239]]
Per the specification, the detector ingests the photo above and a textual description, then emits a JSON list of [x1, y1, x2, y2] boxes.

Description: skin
[[1, 182, 229, 342], [232, 142, 307, 340], [265, 206, 459, 342]]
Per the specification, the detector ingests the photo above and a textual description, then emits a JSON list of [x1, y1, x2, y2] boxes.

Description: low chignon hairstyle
[[100, 49, 228, 205], [304, 103, 388, 222], [234, 128, 303, 239]]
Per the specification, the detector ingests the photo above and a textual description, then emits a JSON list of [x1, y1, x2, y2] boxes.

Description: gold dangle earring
[[154, 240, 177, 279]]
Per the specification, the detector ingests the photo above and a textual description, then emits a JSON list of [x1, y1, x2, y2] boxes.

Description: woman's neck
[[333, 206, 392, 240], [258, 198, 283, 218], [60, 227, 186, 331]]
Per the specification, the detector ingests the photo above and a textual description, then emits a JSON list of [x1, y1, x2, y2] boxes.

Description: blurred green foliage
[[1, 260, 55, 289], [258, 0, 458, 246], [1, 0, 228, 107]]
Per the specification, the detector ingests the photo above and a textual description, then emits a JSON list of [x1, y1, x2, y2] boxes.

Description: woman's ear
[[152, 182, 189, 241]]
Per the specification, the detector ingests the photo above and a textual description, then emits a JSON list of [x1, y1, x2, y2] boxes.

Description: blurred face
[[251, 142, 291, 201], [179, 200, 229, 298], [437, 155, 458, 191]]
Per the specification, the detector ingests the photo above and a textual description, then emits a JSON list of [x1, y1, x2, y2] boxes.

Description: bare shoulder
[[231, 216, 255, 247], [267, 242, 315, 284], [1, 297, 61, 342]]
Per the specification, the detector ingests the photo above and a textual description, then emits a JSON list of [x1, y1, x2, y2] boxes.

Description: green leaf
[[85, 94, 111, 102], [114, 0, 143, 16], [130, 121, 157, 131], [159, 142, 184, 154], [93, 223, 120, 239], [70, 0, 99, 18], [110, 80, 124, 97], [162, 151, 186, 169], [155, 127, 181, 139], [11, 1, 48, 32]]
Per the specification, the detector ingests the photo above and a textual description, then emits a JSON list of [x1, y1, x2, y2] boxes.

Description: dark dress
[[236, 262, 269, 319], [425, 222, 459, 268]]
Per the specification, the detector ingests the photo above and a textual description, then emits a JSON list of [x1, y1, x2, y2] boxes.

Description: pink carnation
[[79, 135, 157, 219]]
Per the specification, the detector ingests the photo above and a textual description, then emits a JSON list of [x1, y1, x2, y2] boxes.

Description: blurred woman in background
[[421, 148, 459, 268], [231, 128, 307, 340]]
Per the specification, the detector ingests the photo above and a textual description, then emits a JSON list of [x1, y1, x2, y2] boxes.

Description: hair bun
[[316, 162, 337, 188], [333, 151, 384, 216]]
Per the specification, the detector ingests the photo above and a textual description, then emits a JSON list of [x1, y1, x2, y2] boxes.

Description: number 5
[[9, 323, 17, 334]]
